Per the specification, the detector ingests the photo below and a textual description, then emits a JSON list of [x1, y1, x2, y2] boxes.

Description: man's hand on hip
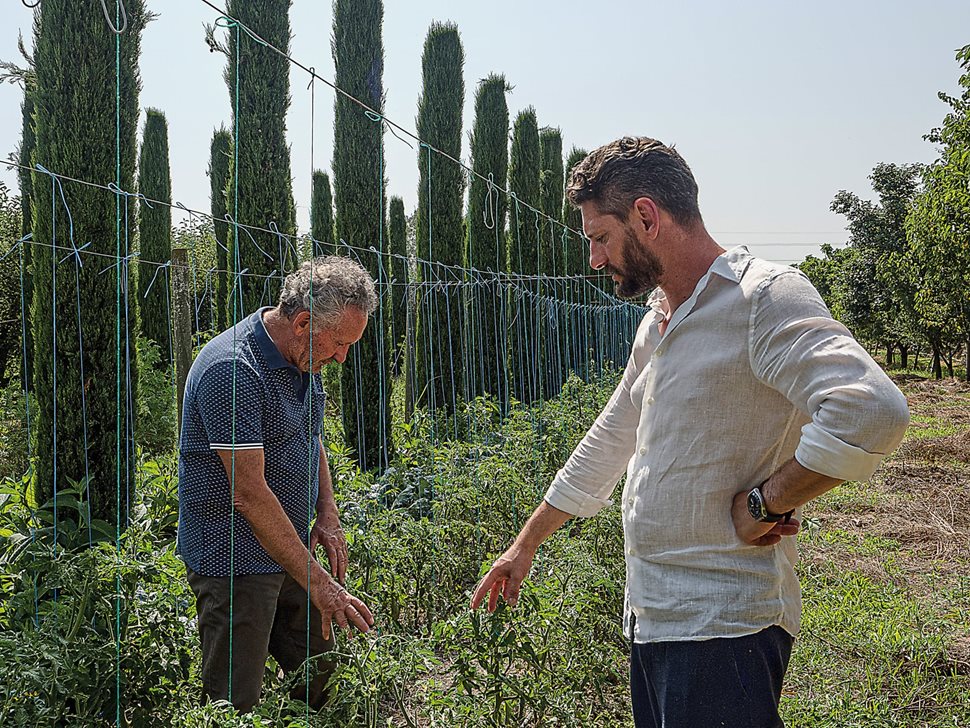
[[310, 507, 348, 584], [731, 490, 800, 546], [469, 545, 535, 612]]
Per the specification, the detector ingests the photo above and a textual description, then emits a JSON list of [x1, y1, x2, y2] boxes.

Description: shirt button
[[646, 396, 655, 405], [639, 446, 647, 455], [654, 349, 663, 358], [627, 547, 635, 556]]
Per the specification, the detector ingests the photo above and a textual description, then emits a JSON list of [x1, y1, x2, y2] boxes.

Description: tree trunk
[[945, 347, 954, 379], [965, 339, 969, 383], [931, 341, 943, 380], [899, 345, 909, 370], [913, 347, 920, 372], [885, 343, 895, 368]]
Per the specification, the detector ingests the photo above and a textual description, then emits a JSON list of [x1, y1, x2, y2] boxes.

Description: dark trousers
[[187, 569, 336, 713], [630, 626, 794, 728]]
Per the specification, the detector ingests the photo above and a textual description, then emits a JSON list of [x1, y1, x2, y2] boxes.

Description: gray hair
[[278, 256, 378, 327]]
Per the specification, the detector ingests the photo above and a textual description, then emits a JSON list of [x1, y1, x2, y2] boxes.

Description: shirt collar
[[250, 307, 296, 371], [646, 244, 753, 313], [712, 245, 754, 283]]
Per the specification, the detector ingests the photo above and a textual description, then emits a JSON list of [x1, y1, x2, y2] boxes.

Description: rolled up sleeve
[[749, 270, 910, 482], [544, 321, 647, 517]]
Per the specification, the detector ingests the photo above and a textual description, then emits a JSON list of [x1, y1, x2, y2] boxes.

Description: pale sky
[[2, 0, 969, 265]]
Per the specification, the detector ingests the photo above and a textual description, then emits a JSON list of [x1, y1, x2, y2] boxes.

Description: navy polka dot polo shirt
[[177, 307, 326, 577]]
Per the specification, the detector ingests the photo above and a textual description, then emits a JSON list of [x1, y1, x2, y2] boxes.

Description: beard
[[607, 226, 664, 299]]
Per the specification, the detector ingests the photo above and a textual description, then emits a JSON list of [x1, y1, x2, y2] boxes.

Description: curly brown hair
[[565, 136, 702, 227]]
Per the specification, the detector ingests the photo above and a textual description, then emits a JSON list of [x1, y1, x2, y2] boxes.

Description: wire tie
[[58, 240, 92, 267], [214, 15, 269, 47], [99, 0, 127, 34], [142, 260, 172, 298]]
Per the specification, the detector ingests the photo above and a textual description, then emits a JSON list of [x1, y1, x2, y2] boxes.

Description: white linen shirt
[[544, 246, 910, 643]]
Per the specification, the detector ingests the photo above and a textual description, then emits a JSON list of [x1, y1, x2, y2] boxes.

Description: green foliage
[[905, 43, 970, 381], [208, 127, 231, 333], [0, 377, 30, 481], [830, 163, 925, 366], [332, 0, 392, 471], [135, 337, 177, 456], [171, 216, 219, 338], [310, 170, 336, 257], [562, 146, 589, 276], [0, 183, 25, 388], [388, 196, 407, 369], [223, 0, 297, 318], [137, 108, 173, 367], [18, 81, 35, 389], [508, 108, 541, 276], [538, 126, 564, 276], [414, 22, 466, 417], [465, 74, 510, 409], [30, 0, 148, 526], [0, 457, 194, 726], [508, 108, 543, 404], [539, 127, 565, 397]]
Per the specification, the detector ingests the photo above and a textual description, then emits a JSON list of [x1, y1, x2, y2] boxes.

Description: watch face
[[747, 488, 764, 520]]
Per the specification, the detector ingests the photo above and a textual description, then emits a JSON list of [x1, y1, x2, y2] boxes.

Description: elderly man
[[471, 137, 910, 727], [178, 256, 376, 712]]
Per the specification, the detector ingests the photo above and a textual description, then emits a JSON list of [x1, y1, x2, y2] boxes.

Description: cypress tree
[[137, 108, 172, 365], [563, 146, 589, 381], [31, 0, 147, 524], [465, 74, 509, 407], [310, 170, 336, 257], [388, 196, 407, 373], [18, 80, 36, 390], [507, 107, 542, 403], [539, 127, 564, 395], [562, 147, 589, 276], [224, 0, 296, 318], [538, 126, 564, 275], [414, 22, 465, 417], [208, 127, 231, 332], [332, 0, 391, 471]]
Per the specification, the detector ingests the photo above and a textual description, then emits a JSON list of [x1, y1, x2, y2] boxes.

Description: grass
[[781, 374, 970, 727]]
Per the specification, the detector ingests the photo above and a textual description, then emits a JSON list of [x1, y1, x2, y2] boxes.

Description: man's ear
[[291, 310, 312, 336], [633, 197, 661, 240]]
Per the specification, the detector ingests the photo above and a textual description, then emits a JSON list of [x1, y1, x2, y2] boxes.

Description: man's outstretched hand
[[469, 546, 535, 612], [310, 572, 374, 641]]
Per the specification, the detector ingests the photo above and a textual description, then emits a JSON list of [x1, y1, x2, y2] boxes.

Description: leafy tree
[[0, 183, 23, 388], [508, 108, 542, 403], [465, 74, 509, 408], [208, 127, 231, 332], [388, 196, 407, 373], [30, 0, 148, 525], [905, 43, 970, 380], [797, 243, 853, 318], [221, 0, 297, 317], [830, 163, 922, 367], [414, 22, 465, 417], [136, 108, 172, 367], [310, 170, 336, 257], [332, 0, 391, 470]]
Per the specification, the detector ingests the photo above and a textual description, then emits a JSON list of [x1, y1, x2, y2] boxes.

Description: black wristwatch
[[746, 484, 794, 523]]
